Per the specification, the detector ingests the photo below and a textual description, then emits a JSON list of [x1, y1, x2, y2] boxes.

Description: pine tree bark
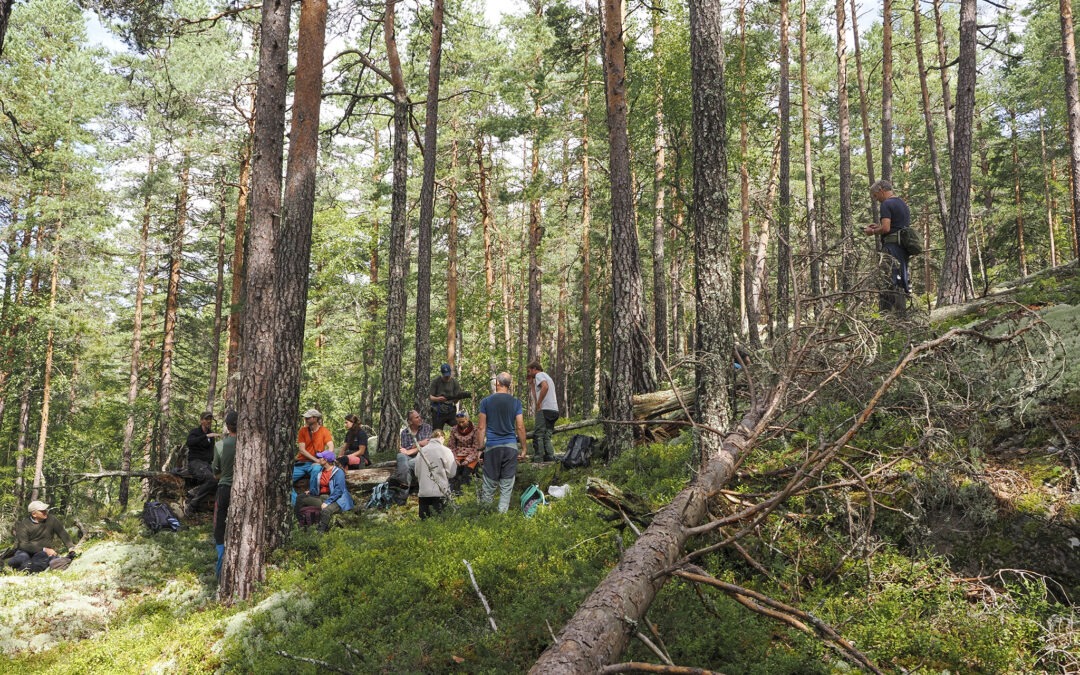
[[938, 0, 976, 305], [527, 126, 543, 368], [221, 0, 327, 603], [155, 157, 189, 467], [739, 0, 758, 346], [447, 135, 459, 370], [478, 137, 496, 373], [849, 0, 877, 223], [836, 0, 855, 291], [1039, 110, 1059, 267], [913, 0, 949, 234], [120, 159, 153, 509], [30, 214, 62, 502], [776, 0, 792, 330], [413, 0, 444, 414], [1011, 110, 1028, 277], [1060, 0, 1080, 260], [579, 43, 596, 416], [651, 1, 668, 371], [799, 0, 819, 297], [377, 0, 412, 458]]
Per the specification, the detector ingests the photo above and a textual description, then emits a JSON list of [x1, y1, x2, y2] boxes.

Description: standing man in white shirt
[[527, 361, 559, 462]]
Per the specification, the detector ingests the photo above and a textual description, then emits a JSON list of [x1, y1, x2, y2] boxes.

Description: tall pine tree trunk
[[739, 0, 758, 346], [206, 184, 228, 412], [1011, 111, 1028, 276], [914, 0, 949, 233], [776, 0, 792, 330], [155, 158, 189, 468], [1060, 0, 1080, 260], [225, 99, 253, 412], [651, 1, 668, 370], [30, 216, 62, 502], [881, 0, 893, 183], [120, 160, 153, 509], [527, 126, 543, 368], [799, 0, 819, 297], [836, 0, 855, 291], [579, 41, 596, 416], [447, 135, 459, 370], [933, 0, 955, 151], [938, 0, 976, 305], [218, 0, 298, 604], [413, 0, 444, 413], [478, 138, 496, 372], [850, 0, 877, 223], [1039, 110, 1059, 267]]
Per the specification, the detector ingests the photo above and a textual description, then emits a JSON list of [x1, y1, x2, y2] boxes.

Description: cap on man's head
[[27, 500, 49, 513], [440, 363, 452, 376], [200, 411, 214, 421], [316, 450, 336, 462], [303, 408, 322, 419]]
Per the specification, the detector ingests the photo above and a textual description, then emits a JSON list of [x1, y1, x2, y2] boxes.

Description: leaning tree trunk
[[155, 157, 190, 468], [219, 0, 300, 603], [413, 0, 444, 415], [836, 0, 855, 291], [120, 159, 153, 509], [1060, 0, 1080, 260], [225, 97, 253, 412], [938, 0, 976, 305], [30, 225, 62, 502], [376, 0, 412, 460]]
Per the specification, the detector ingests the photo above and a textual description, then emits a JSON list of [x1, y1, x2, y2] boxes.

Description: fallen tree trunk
[[529, 395, 777, 673]]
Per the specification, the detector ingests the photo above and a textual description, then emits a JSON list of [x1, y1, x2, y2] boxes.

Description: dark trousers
[[214, 484, 232, 546], [5, 550, 50, 572], [881, 241, 911, 313], [188, 459, 218, 510], [295, 495, 342, 532], [419, 496, 447, 519], [449, 464, 475, 492]]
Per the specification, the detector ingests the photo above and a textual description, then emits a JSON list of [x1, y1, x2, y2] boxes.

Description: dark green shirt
[[13, 514, 74, 554], [212, 435, 237, 487], [429, 376, 463, 401]]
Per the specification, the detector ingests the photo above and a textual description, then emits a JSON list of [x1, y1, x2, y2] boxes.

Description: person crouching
[[413, 430, 457, 519], [296, 450, 355, 532]]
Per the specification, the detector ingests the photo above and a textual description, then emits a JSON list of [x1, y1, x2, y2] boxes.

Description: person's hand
[[321, 503, 327, 510], [518, 450, 527, 461], [43, 547, 56, 557], [435, 396, 447, 402]]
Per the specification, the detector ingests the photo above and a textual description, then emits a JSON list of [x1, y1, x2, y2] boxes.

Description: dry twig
[[462, 559, 498, 632]]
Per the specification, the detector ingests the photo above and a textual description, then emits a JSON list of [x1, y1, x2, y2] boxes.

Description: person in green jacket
[[4, 501, 75, 572], [212, 410, 238, 578]]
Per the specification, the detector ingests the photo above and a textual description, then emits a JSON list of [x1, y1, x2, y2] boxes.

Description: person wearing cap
[[476, 372, 528, 513], [184, 412, 221, 518], [429, 363, 465, 429], [447, 409, 482, 492], [211, 410, 238, 577], [4, 501, 75, 572], [527, 361, 559, 462], [395, 410, 433, 488], [294, 408, 335, 484], [296, 449, 354, 532]]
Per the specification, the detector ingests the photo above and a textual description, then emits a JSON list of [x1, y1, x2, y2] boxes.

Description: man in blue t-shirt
[[476, 371, 528, 513], [864, 179, 911, 311]]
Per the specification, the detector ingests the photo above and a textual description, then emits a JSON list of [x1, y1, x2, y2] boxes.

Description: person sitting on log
[[395, 409, 433, 489], [336, 413, 370, 470], [294, 408, 334, 484], [296, 450, 355, 532], [447, 409, 481, 493], [184, 411, 220, 518], [3, 501, 76, 573]]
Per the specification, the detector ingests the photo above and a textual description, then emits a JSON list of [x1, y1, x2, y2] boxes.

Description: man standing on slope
[[864, 179, 911, 312], [185, 411, 220, 517], [476, 372, 528, 513], [527, 361, 559, 462]]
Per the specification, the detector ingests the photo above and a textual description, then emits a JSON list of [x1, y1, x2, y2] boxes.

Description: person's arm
[[865, 201, 892, 236], [54, 519, 74, 551], [476, 414, 487, 451], [430, 379, 447, 403], [297, 429, 317, 462], [324, 469, 345, 507], [536, 378, 549, 412], [515, 413, 528, 460]]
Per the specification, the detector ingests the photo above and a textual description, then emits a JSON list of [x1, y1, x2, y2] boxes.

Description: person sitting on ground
[[413, 429, 457, 519], [447, 409, 482, 493], [294, 408, 334, 484], [395, 410, 433, 488], [296, 450, 355, 532], [337, 413, 370, 469], [430, 363, 465, 429], [185, 411, 220, 517], [4, 501, 76, 573], [211, 410, 238, 578]]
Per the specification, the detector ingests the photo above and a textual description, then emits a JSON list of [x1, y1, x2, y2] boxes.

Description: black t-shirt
[[186, 425, 214, 464], [344, 426, 368, 453], [881, 197, 910, 231]]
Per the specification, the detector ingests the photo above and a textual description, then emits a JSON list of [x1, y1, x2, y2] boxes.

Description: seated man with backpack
[[296, 450, 355, 532], [4, 501, 77, 573]]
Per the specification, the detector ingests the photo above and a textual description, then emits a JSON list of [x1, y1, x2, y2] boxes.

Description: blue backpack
[[142, 501, 181, 533], [520, 484, 546, 518]]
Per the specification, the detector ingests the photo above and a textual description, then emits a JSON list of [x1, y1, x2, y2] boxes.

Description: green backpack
[[898, 227, 923, 256], [520, 484, 547, 518]]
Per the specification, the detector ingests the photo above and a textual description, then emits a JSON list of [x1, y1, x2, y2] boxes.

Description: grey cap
[[302, 408, 322, 419], [27, 500, 49, 513]]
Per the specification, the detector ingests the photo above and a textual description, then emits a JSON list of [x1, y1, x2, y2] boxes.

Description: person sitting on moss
[[296, 450, 355, 532]]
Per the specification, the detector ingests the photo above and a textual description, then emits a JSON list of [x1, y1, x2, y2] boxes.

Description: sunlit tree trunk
[[651, 1, 668, 371], [938, 0, 976, 305], [120, 158, 153, 509], [155, 157, 189, 468], [933, 0, 955, 151], [1011, 110, 1028, 277], [850, 0, 877, 223], [836, 0, 855, 291], [527, 127, 542, 368], [739, 0, 758, 347], [1040, 110, 1059, 267], [579, 52, 596, 413], [1060, 0, 1080, 260], [224, 92, 253, 412], [881, 0, 893, 184], [30, 211, 62, 502], [206, 184, 228, 412], [478, 137, 496, 372], [799, 0, 819, 298]]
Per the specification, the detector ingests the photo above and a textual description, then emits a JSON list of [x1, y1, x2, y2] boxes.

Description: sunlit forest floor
[[5, 271, 1080, 674]]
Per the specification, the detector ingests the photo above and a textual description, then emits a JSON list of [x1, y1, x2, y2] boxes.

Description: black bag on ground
[[562, 435, 594, 469], [142, 501, 181, 534]]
